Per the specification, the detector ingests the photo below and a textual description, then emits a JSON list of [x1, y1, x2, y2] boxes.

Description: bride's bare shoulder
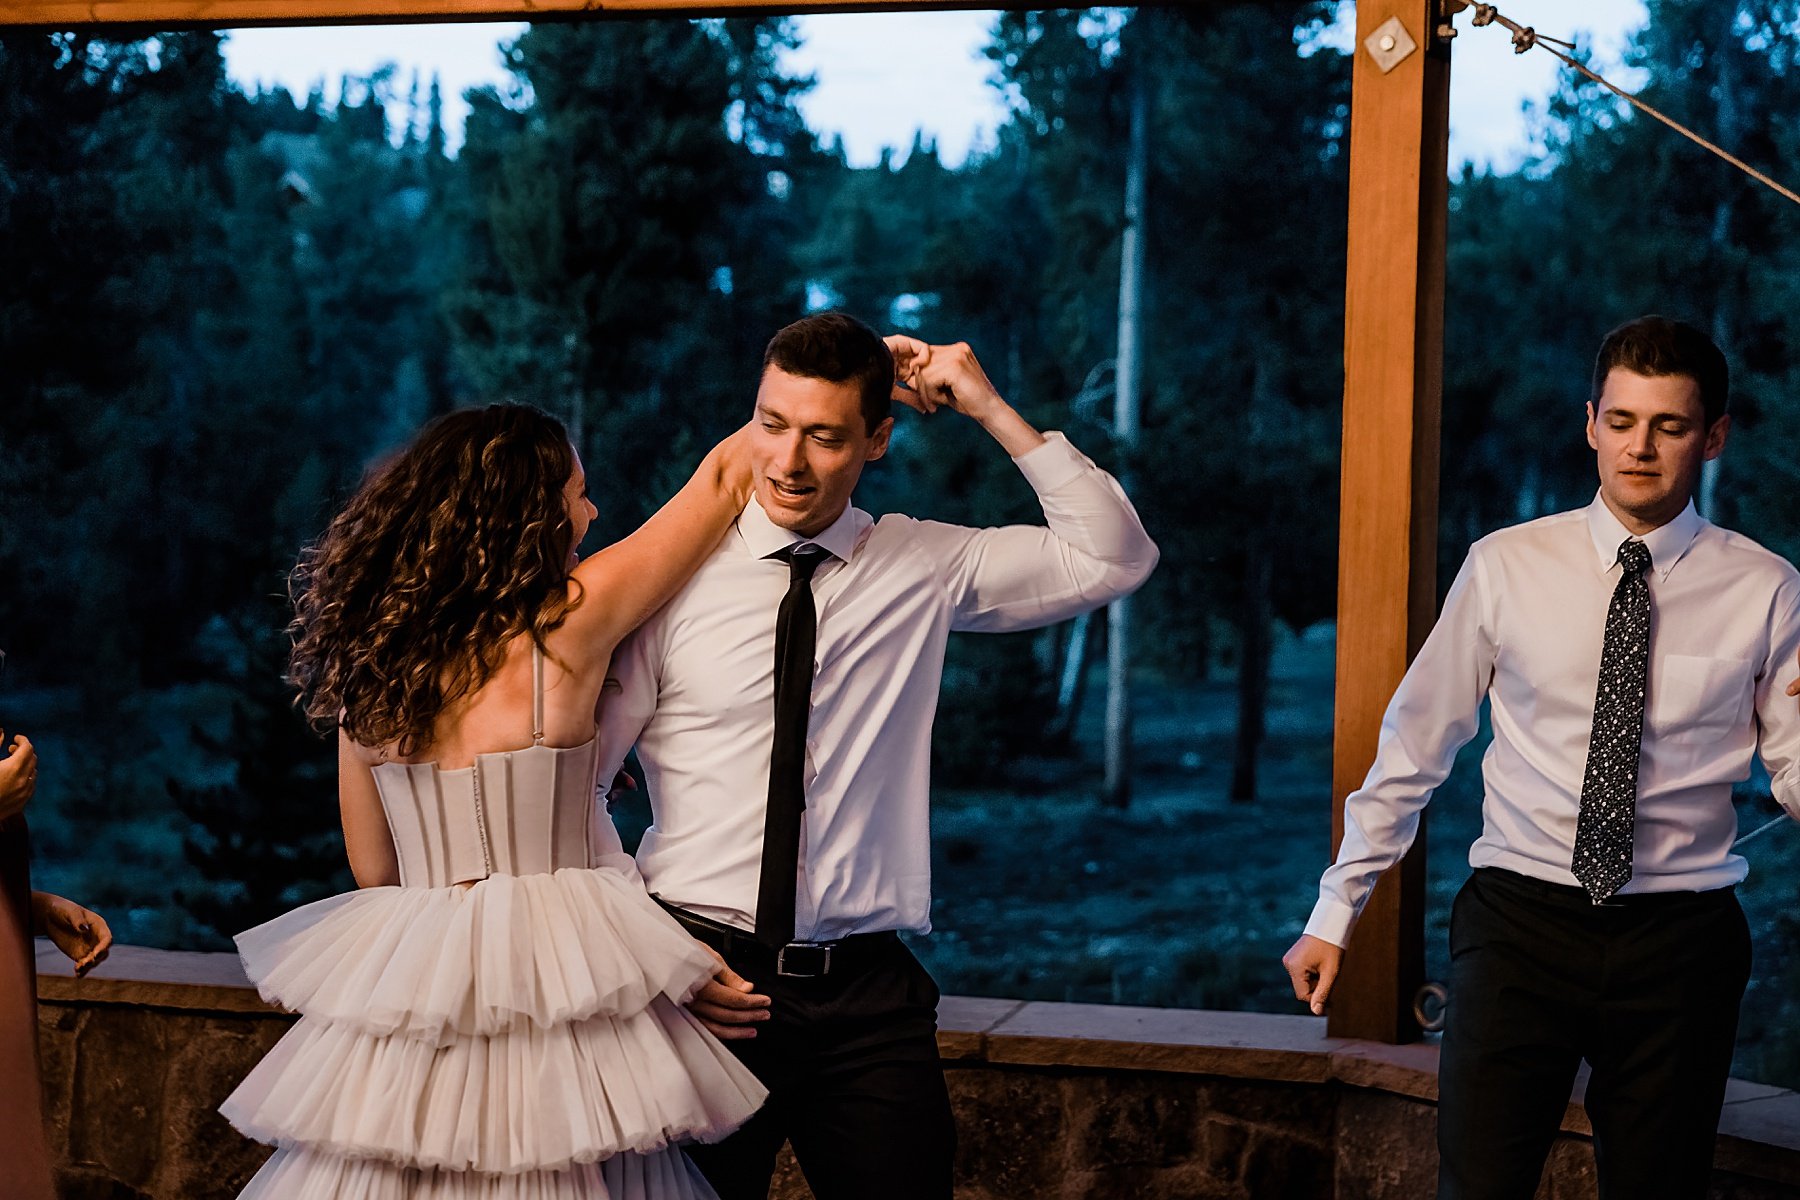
[[338, 727, 393, 768]]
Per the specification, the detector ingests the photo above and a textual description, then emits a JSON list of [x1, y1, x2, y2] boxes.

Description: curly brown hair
[[288, 404, 582, 753]]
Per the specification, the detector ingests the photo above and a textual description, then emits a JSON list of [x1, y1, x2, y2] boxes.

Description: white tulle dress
[[221, 651, 766, 1198]]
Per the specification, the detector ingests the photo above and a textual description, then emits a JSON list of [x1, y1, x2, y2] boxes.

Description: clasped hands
[[885, 335, 1004, 421]]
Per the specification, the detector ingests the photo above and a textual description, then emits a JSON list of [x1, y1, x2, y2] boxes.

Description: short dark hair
[[1591, 315, 1729, 426], [762, 312, 894, 434]]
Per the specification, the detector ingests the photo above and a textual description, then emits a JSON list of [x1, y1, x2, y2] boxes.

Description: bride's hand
[[601, 768, 637, 812], [33, 892, 112, 976]]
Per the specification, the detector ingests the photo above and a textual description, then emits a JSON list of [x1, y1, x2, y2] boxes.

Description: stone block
[[152, 1015, 289, 1198], [770, 1141, 813, 1199], [52, 1164, 152, 1200], [67, 1005, 170, 1185], [1204, 1077, 1336, 1141], [1063, 1071, 1204, 1170], [38, 1001, 81, 1157], [1535, 1136, 1597, 1200], [1333, 1088, 1437, 1200], [985, 1005, 1337, 1085], [1240, 1126, 1334, 1199], [1327, 1039, 1442, 1104], [1199, 1117, 1250, 1183], [1062, 1160, 1248, 1200], [1710, 1174, 1800, 1200], [947, 1065, 1072, 1197], [1719, 1090, 1800, 1185]]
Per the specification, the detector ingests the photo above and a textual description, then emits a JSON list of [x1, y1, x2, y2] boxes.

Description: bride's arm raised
[[563, 424, 755, 656]]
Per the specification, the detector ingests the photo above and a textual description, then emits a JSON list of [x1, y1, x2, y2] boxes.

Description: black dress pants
[[1437, 867, 1752, 1200], [682, 929, 956, 1200]]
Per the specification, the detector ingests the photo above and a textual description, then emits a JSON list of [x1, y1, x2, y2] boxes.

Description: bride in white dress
[[220, 404, 768, 1198]]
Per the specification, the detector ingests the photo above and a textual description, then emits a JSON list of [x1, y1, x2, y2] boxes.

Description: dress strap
[[531, 642, 546, 747]]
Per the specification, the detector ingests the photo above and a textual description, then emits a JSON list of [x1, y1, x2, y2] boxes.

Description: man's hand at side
[[1282, 933, 1343, 1017], [686, 942, 772, 1039]]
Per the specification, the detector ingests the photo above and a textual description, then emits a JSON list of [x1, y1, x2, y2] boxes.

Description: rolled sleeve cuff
[[1303, 896, 1357, 949], [1012, 431, 1091, 493]]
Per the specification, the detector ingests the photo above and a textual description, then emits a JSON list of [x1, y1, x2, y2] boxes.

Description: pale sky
[[221, 1, 1648, 171]]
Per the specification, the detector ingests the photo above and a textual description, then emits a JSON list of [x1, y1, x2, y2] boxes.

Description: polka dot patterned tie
[[1573, 538, 1653, 904]]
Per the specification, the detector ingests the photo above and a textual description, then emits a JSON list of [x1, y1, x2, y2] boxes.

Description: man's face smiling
[[751, 367, 892, 537], [1586, 367, 1728, 535]]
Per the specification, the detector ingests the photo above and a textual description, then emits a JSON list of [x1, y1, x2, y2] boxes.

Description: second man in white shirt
[[1284, 315, 1800, 1199]]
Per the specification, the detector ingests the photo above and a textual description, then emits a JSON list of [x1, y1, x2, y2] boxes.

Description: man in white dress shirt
[[1283, 315, 1800, 1198], [598, 312, 1158, 1200]]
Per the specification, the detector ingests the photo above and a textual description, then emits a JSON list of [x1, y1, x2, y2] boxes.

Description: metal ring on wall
[[1413, 981, 1449, 1033]]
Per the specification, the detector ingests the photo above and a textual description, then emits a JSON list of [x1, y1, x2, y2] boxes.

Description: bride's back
[[287, 402, 750, 891], [369, 619, 608, 771], [357, 620, 622, 889]]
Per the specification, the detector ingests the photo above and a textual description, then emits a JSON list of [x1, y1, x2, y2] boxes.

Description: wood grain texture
[[1327, 0, 1450, 1045]]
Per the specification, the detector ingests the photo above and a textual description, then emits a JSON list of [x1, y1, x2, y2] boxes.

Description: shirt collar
[[735, 494, 865, 564], [1583, 490, 1705, 581]]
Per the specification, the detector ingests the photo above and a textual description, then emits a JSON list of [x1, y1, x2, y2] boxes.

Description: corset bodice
[[372, 738, 600, 888]]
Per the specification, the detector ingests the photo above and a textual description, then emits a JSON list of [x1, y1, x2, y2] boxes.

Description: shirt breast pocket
[[1652, 654, 1754, 745]]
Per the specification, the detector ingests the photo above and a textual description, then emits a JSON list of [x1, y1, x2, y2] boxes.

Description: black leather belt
[[653, 897, 897, 979], [1475, 867, 1736, 909]]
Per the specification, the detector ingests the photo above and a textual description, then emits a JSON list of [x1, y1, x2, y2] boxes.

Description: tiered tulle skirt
[[222, 865, 767, 1198]]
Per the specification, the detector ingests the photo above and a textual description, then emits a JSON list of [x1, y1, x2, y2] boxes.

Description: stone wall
[[35, 945, 1800, 1199]]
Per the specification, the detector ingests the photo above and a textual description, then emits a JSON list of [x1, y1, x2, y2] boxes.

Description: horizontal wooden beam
[[2, 0, 592, 23], [0, 0, 1259, 29]]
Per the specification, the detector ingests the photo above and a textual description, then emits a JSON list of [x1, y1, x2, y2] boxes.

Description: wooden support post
[[1327, 0, 1450, 1045]]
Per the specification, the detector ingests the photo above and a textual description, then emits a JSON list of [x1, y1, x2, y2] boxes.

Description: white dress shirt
[[598, 432, 1159, 941], [1307, 492, 1800, 948]]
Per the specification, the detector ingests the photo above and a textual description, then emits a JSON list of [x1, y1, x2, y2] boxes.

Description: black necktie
[[1573, 538, 1654, 904], [755, 543, 830, 946]]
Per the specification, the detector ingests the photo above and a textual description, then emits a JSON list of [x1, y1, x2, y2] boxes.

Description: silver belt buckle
[[776, 941, 834, 978]]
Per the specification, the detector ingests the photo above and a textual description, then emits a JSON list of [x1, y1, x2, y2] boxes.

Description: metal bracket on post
[[1364, 15, 1419, 73], [1435, 0, 1470, 44]]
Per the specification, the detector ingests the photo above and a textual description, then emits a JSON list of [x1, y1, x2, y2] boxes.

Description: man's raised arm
[[885, 335, 1159, 633]]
